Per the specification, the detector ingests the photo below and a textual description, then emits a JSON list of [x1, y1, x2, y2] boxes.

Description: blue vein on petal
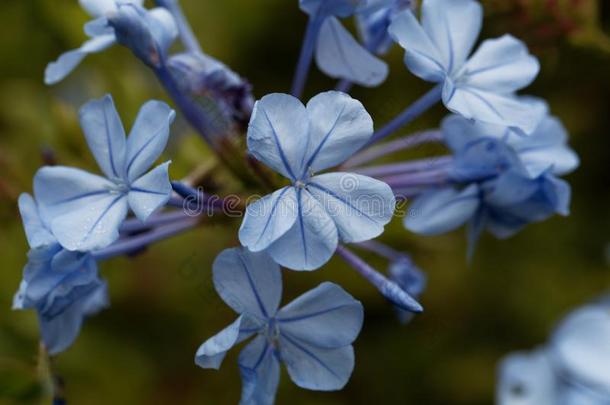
[[460, 88, 505, 120], [296, 188, 308, 266], [277, 304, 354, 323], [301, 104, 347, 178], [103, 101, 120, 179], [443, 12, 454, 73], [253, 187, 291, 247], [280, 332, 342, 379], [49, 190, 110, 206], [80, 195, 124, 244], [251, 343, 271, 371], [126, 124, 165, 177], [408, 49, 446, 77], [261, 108, 297, 181], [129, 187, 168, 196], [308, 182, 378, 223], [237, 251, 269, 318]]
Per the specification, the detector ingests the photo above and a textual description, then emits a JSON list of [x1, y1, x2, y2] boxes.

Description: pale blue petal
[[79, 95, 127, 180], [18, 193, 55, 249], [277, 282, 363, 348], [238, 335, 281, 405], [247, 94, 310, 181], [128, 162, 172, 221], [389, 10, 445, 82], [44, 35, 116, 85], [280, 335, 354, 391], [462, 35, 540, 93], [267, 189, 338, 271], [239, 187, 299, 252], [508, 116, 579, 177], [195, 315, 258, 370], [442, 114, 498, 152], [443, 84, 545, 134], [34, 166, 128, 251], [84, 17, 113, 37], [79, 0, 121, 18], [307, 173, 395, 243], [550, 305, 610, 393], [126, 100, 175, 182], [421, 0, 482, 74], [303, 91, 373, 174], [404, 185, 480, 235], [450, 137, 523, 182], [300, 0, 364, 18], [315, 17, 388, 87], [212, 248, 282, 319], [497, 350, 557, 405], [146, 7, 178, 53]]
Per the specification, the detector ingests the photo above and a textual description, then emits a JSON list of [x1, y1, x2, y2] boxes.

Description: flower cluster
[[497, 298, 610, 405], [12, 0, 581, 403]]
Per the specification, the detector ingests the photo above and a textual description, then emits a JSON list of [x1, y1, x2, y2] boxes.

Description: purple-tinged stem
[[93, 219, 199, 261], [351, 156, 452, 178], [120, 211, 193, 234], [335, 245, 423, 312], [369, 84, 443, 145], [343, 130, 443, 168], [155, 0, 202, 54], [380, 168, 450, 188], [291, 16, 325, 98], [336, 79, 354, 94]]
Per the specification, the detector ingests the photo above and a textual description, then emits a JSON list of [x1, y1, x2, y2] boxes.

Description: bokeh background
[[1, 0, 609, 404]]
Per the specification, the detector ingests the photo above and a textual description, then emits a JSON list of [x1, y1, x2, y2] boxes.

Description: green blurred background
[[0, 0, 609, 404]]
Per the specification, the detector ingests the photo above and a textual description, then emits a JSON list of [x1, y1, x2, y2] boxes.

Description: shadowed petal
[[18, 194, 55, 249], [128, 162, 172, 221], [126, 100, 176, 182], [248, 94, 310, 181], [277, 282, 363, 348], [44, 35, 116, 85], [404, 184, 480, 235], [307, 173, 395, 243], [267, 189, 338, 271], [213, 248, 282, 319], [238, 335, 281, 405], [315, 18, 388, 87], [300, 0, 363, 18], [280, 334, 355, 391], [302, 92, 374, 174], [79, 95, 127, 180], [497, 350, 557, 405], [239, 187, 299, 252]]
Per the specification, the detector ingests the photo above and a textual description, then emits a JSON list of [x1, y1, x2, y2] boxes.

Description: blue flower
[[34, 95, 175, 251], [45, 0, 177, 85], [239, 91, 396, 271], [497, 300, 610, 404], [300, 0, 366, 18], [13, 194, 108, 355], [195, 248, 364, 404], [389, 0, 543, 133], [388, 255, 426, 324]]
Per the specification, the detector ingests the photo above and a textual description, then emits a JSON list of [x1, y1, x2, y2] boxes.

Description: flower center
[[264, 319, 281, 347], [107, 180, 130, 195]]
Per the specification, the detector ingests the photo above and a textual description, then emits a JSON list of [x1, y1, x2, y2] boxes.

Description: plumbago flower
[[13, 194, 108, 355], [497, 299, 610, 405], [239, 91, 396, 271], [45, 0, 177, 84], [34, 95, 176, 251], [356, 0, 413, 55], [195, 248, 364, 404], [389, 0, 544, 133], [404, 112, 578, 255]]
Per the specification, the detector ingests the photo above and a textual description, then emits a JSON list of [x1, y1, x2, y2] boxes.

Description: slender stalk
[[335, 79, 354, 94], [369, 84, 443, 145], [155, 0, 203, 53], [291, 16, 325, 98], [355, 240, 403, 261], [380, 169, 450, 188], [335, 245, 423, 312], [343, 130, 443, 168], [93, 219, 199, 261], [350, 156, 452, 178], [120, 211, 193, 234]]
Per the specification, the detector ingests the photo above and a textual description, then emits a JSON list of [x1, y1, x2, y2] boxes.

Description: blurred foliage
[[0, 0, 609, 404]]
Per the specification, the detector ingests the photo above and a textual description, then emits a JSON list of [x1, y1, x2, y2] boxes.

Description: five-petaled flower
[[34, 95, 176, 251], [239, 91, 396, 271], [389, 0, 543, 133], [195, 248, 364, 404]]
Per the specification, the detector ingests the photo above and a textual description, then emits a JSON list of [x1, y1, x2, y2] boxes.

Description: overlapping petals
[[34, 95, 175, 251], [241, 91, 395, 271]]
